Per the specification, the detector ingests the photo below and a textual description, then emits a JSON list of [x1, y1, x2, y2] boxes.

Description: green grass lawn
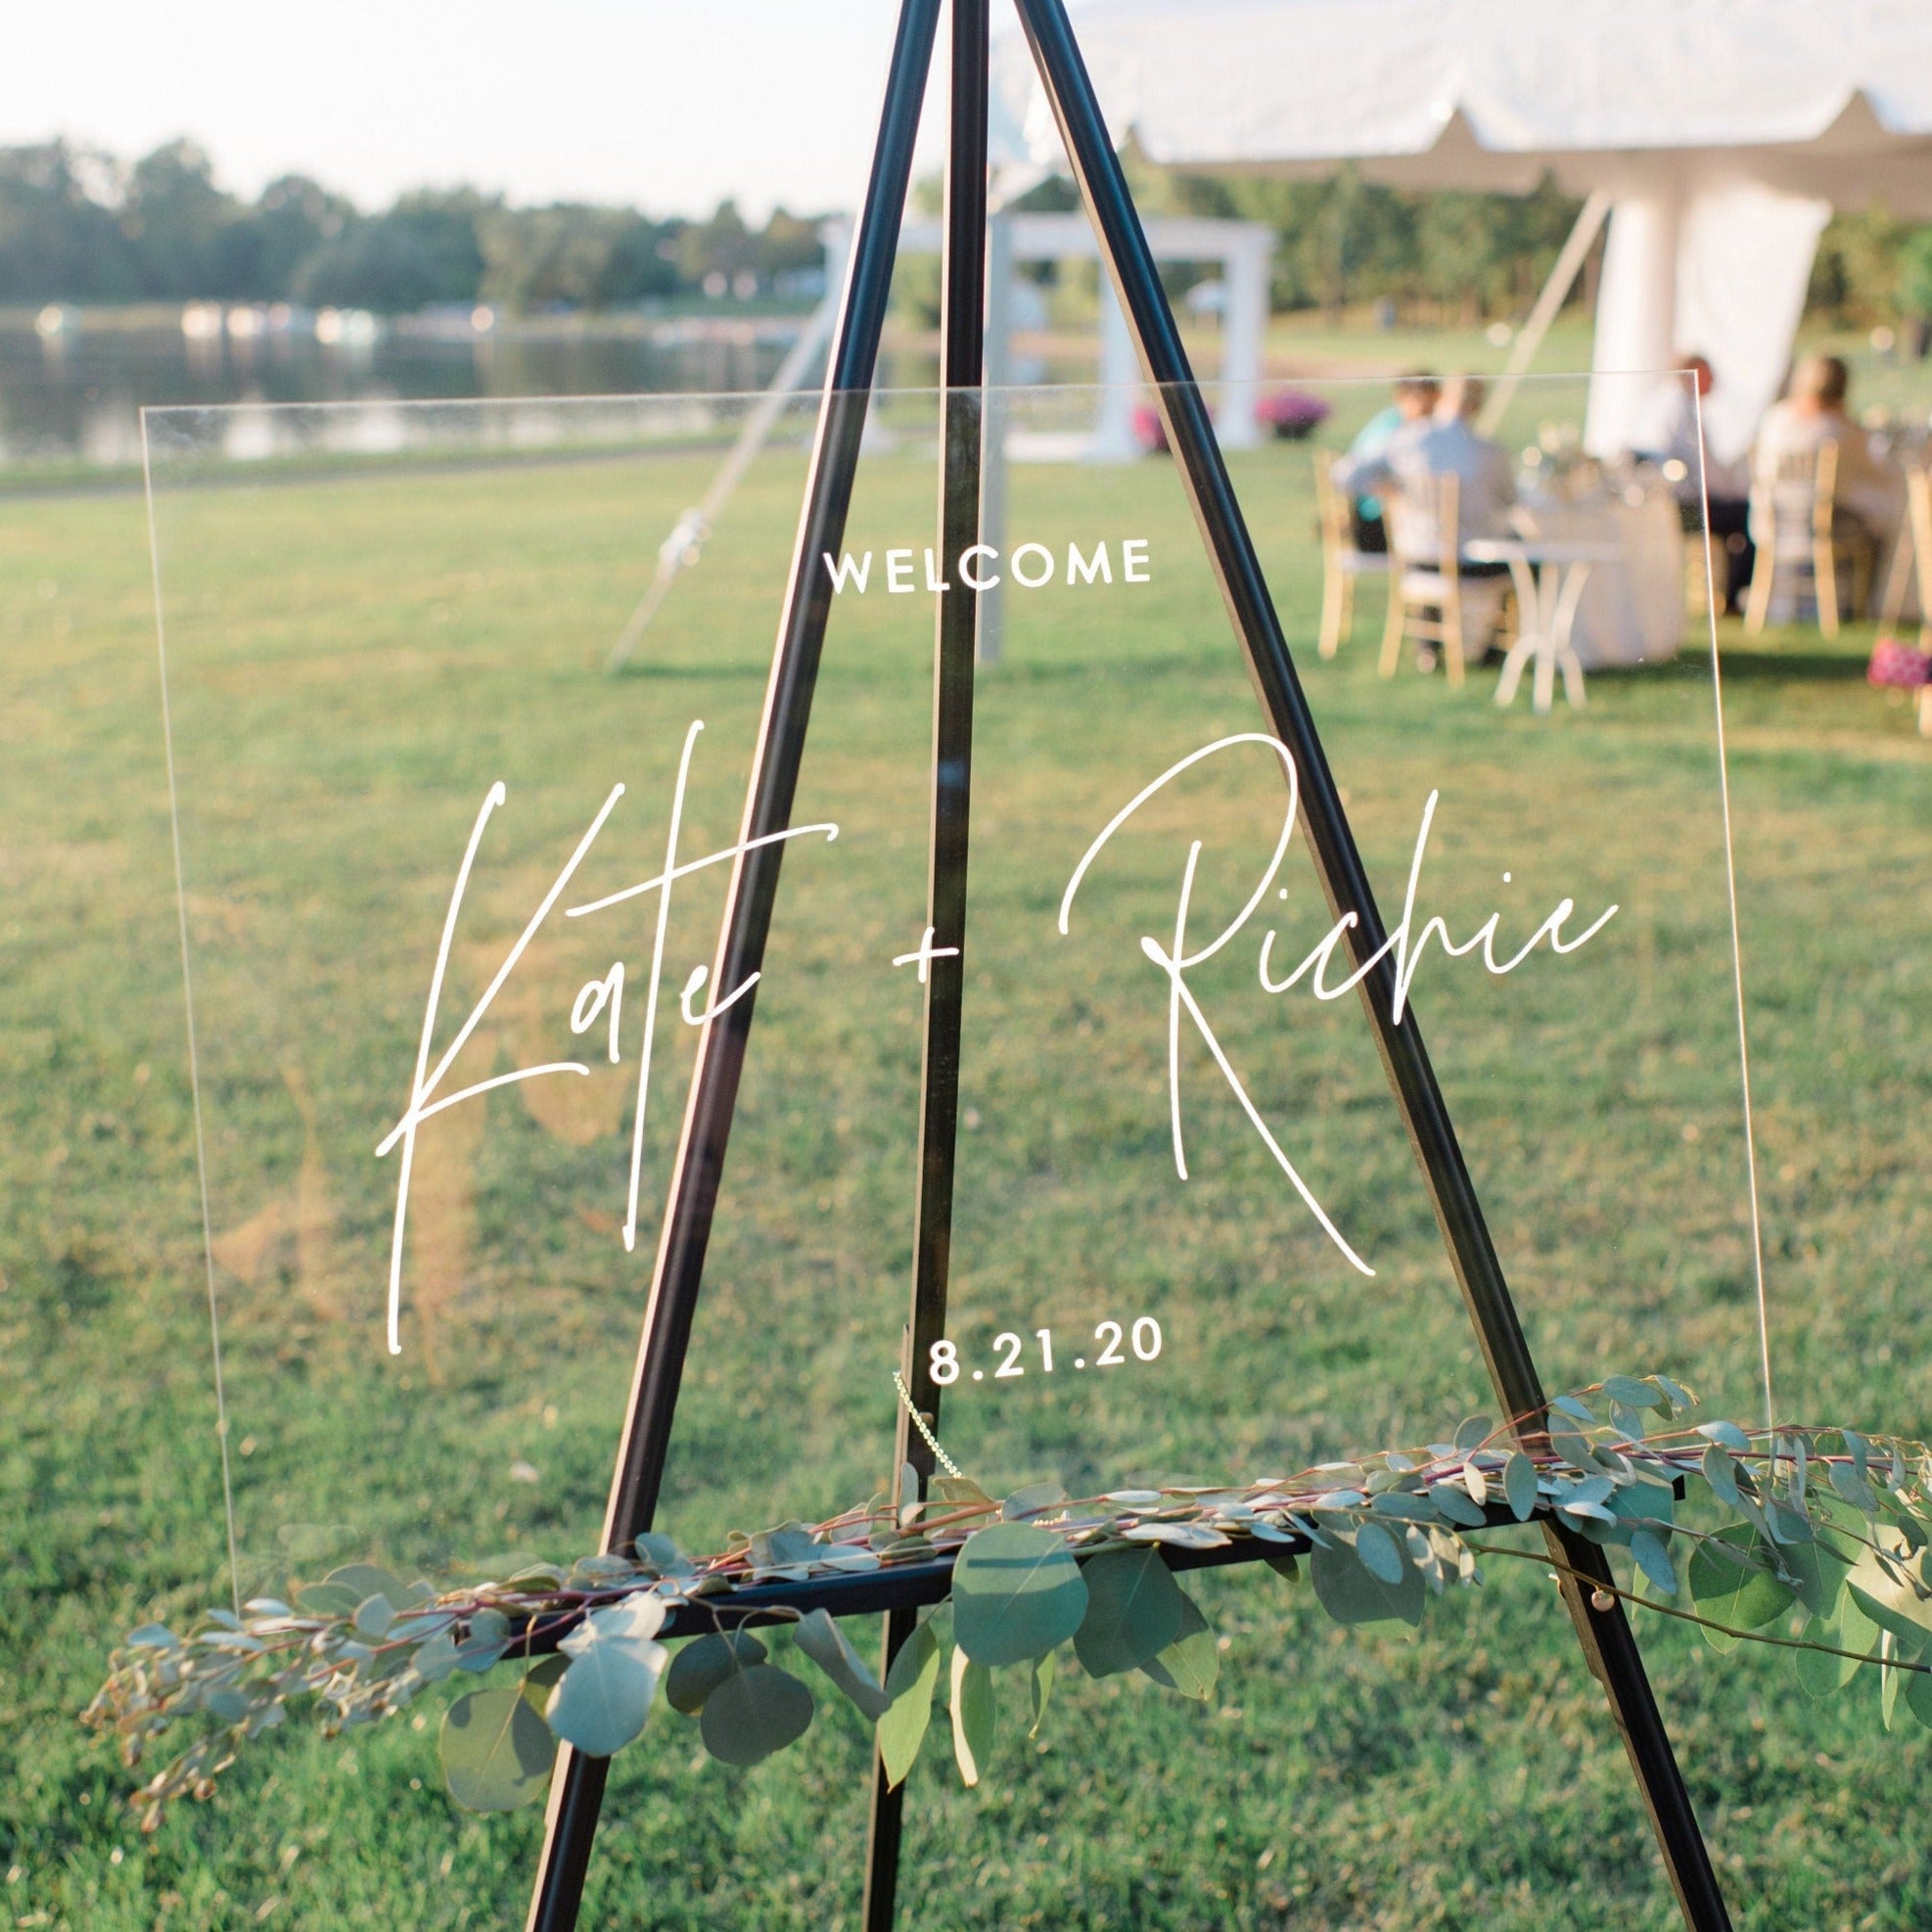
[[2, 397, 1930, 1930]]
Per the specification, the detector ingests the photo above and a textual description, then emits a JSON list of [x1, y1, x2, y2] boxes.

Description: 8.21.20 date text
[[930, 1317, 1164, 1385]]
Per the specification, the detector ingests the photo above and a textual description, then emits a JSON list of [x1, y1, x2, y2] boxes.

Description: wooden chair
[[1875, 463, 1932, 647], [1312, 449, 1390, 658], [1377, 474, 1508, 688], [1742, 440, 1874, 636]]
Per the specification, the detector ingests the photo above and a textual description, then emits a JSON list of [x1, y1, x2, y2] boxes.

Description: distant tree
[[217, 175, 354, 301], [295, 189, 493, 311], [0, 143, 137, 301], [121, 139, 238, 297], [674, 200, 757, 290]]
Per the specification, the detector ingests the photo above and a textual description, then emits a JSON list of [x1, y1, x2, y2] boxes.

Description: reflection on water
[[0, 308, 832, 469]]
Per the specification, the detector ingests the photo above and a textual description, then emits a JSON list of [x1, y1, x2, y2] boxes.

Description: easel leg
[[860, 2, 989, 1925], [1009, 2, 1731, 1925], [521, 4, 944, 1925]]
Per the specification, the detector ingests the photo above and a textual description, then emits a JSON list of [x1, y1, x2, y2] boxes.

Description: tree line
[[0, 140, 825, 313], [4, 136, 1928, 327]]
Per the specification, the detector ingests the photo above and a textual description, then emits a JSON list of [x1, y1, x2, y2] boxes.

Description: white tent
[[989, 0, 1932, 462]]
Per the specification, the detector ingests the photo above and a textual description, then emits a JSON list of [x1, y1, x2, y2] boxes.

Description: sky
[[0, 1, 964, 219]]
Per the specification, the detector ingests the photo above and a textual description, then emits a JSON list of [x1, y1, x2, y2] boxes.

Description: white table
[[1515, 487, 1685, 669], [1464, 537, 1623, 714]]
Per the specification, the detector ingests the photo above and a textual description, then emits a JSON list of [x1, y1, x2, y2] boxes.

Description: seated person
[[1338, 372, 1440, 553], [1754, 354, 1905, 592], [1631, 353, 1753, 614], [1336, 374, 1515, 569], [1335, 376, 1516, 661]]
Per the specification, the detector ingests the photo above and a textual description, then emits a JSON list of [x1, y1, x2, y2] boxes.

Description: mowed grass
[[2, 414, 1931, 1931]]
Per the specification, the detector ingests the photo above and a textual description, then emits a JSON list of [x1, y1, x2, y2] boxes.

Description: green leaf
[[1264, 1550, 1301, 1584], [1311, 1537, 1424, 1630], [1630, 1530, 1677, 1596], [1686, 1526, 1792, 1650], [793, 1609, 891, 1721], [876, 1620, 941, 1787], [439, 1685, 556, 1812], [1697, 1420, 1753, 1454], [1140, 1591, 1218, 1701], [1906, 1651, 1932, 1728], [543, 1614, 666, 1758], [699, 1664, 813, 1767], [1882, 1631, 1909, 1731], [1029, 1648, 1056, 1736], [1353, 1522, 1405, 1587], [949, 1646, 994, 1787], [1002, 1483, 1067, 1521], [1503, 1453, 1539, 1522], [521, 1654, 567, 1713], [1701, 1444, 1742, 1509], [1779, 1530, 1852, 1619], [1073, 1547, 1186, 1679], [950, 1524, 1087, 1668], [293, 1584, 360, 1618], [1797, 1603, 1873, 1699], [665, 1631, 767, 1716], [326, 1563, 409, 1604], [1602, 1375, 1658, 1411], [1845, 1541, 1932, 1647], [1427, 1484, 1488, 1529], [352, 1593, 395, 1641], [1453, 1416, 1492, 1450]]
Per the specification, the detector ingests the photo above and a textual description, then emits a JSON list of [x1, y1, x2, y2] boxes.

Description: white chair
[[1312, 450, 1390, 659], [1377, 474, 1509, 687], [1743, 441, 1874, 636]]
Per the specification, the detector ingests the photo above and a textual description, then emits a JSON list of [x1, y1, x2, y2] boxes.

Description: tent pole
[[861, 2, 989, 1922], [1008, 4, 1731, 1929], [521, 4, 943, 1924], [1476, 187, 1612, 437]]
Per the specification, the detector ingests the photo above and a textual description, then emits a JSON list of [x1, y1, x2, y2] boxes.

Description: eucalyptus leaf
[[1503, 1453, 1539, 1523], [1601, 1375, 1658, 1412], [699, 1664, 813, 1767], [1630, 1530, 1678, 1596], [950, 1524, 1087, 1668], [877, 1620, 941, 1787], [1353, 1522, 1405, 1587], [1453, 1416, 1492, 1451], [439, 1685, 555, 1812], [1311, 1537, 1423, 1630], [1002, 1483, 1068, 1521], [1029, 1648, 1056, 1735], [1428, 1484, 1488, 1529], [352, 1593, 395, 1641], [544, 1625, 665, 1758], [293, 1584, 360, 1618], [1686, 1527, 1792, 1649], [793, 1608, 892, 1721], [1798, 1594, 1877, 1699], [1073, 1547, 1186, 1679], [1140, 1591, 1218, 1701], [412, 1630, 460, 1685], [949, 1646, 994, 1787], [1845, 1540, 1932, 1646], [665, 1631, 767, 1716]]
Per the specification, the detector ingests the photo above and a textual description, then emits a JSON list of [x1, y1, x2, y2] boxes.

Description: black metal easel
[[526, 2, 1732, 1925]]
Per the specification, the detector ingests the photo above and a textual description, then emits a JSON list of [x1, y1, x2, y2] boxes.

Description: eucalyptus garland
[[87, 1374, 1932, 1824]]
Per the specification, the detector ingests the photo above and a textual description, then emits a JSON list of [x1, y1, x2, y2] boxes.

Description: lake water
[[0, 309, 856, 470]]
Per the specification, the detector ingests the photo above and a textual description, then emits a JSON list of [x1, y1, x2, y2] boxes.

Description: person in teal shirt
[[1344, 371, 1439, 552]]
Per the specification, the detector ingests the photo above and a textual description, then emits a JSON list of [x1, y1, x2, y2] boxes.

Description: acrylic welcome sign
[[144, 370, 1756, 1917], [144, 370, 1758, 1563]]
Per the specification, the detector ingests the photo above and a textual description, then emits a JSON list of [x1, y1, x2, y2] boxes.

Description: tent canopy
[[990, 0, 1932, 461]]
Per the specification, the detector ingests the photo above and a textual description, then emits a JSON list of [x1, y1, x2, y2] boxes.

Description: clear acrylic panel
[[146, 370, 1751, 1917], [146, 372, 1755, 1574]]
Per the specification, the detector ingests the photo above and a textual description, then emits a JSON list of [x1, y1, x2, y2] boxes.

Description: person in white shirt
[[1335, 375, 1516, 566], [1753, 355, 1905, 597], [1631, 355, 1753, 614]]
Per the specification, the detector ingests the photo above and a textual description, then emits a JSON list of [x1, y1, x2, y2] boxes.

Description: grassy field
[[3, 391, 1931, 1930]]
